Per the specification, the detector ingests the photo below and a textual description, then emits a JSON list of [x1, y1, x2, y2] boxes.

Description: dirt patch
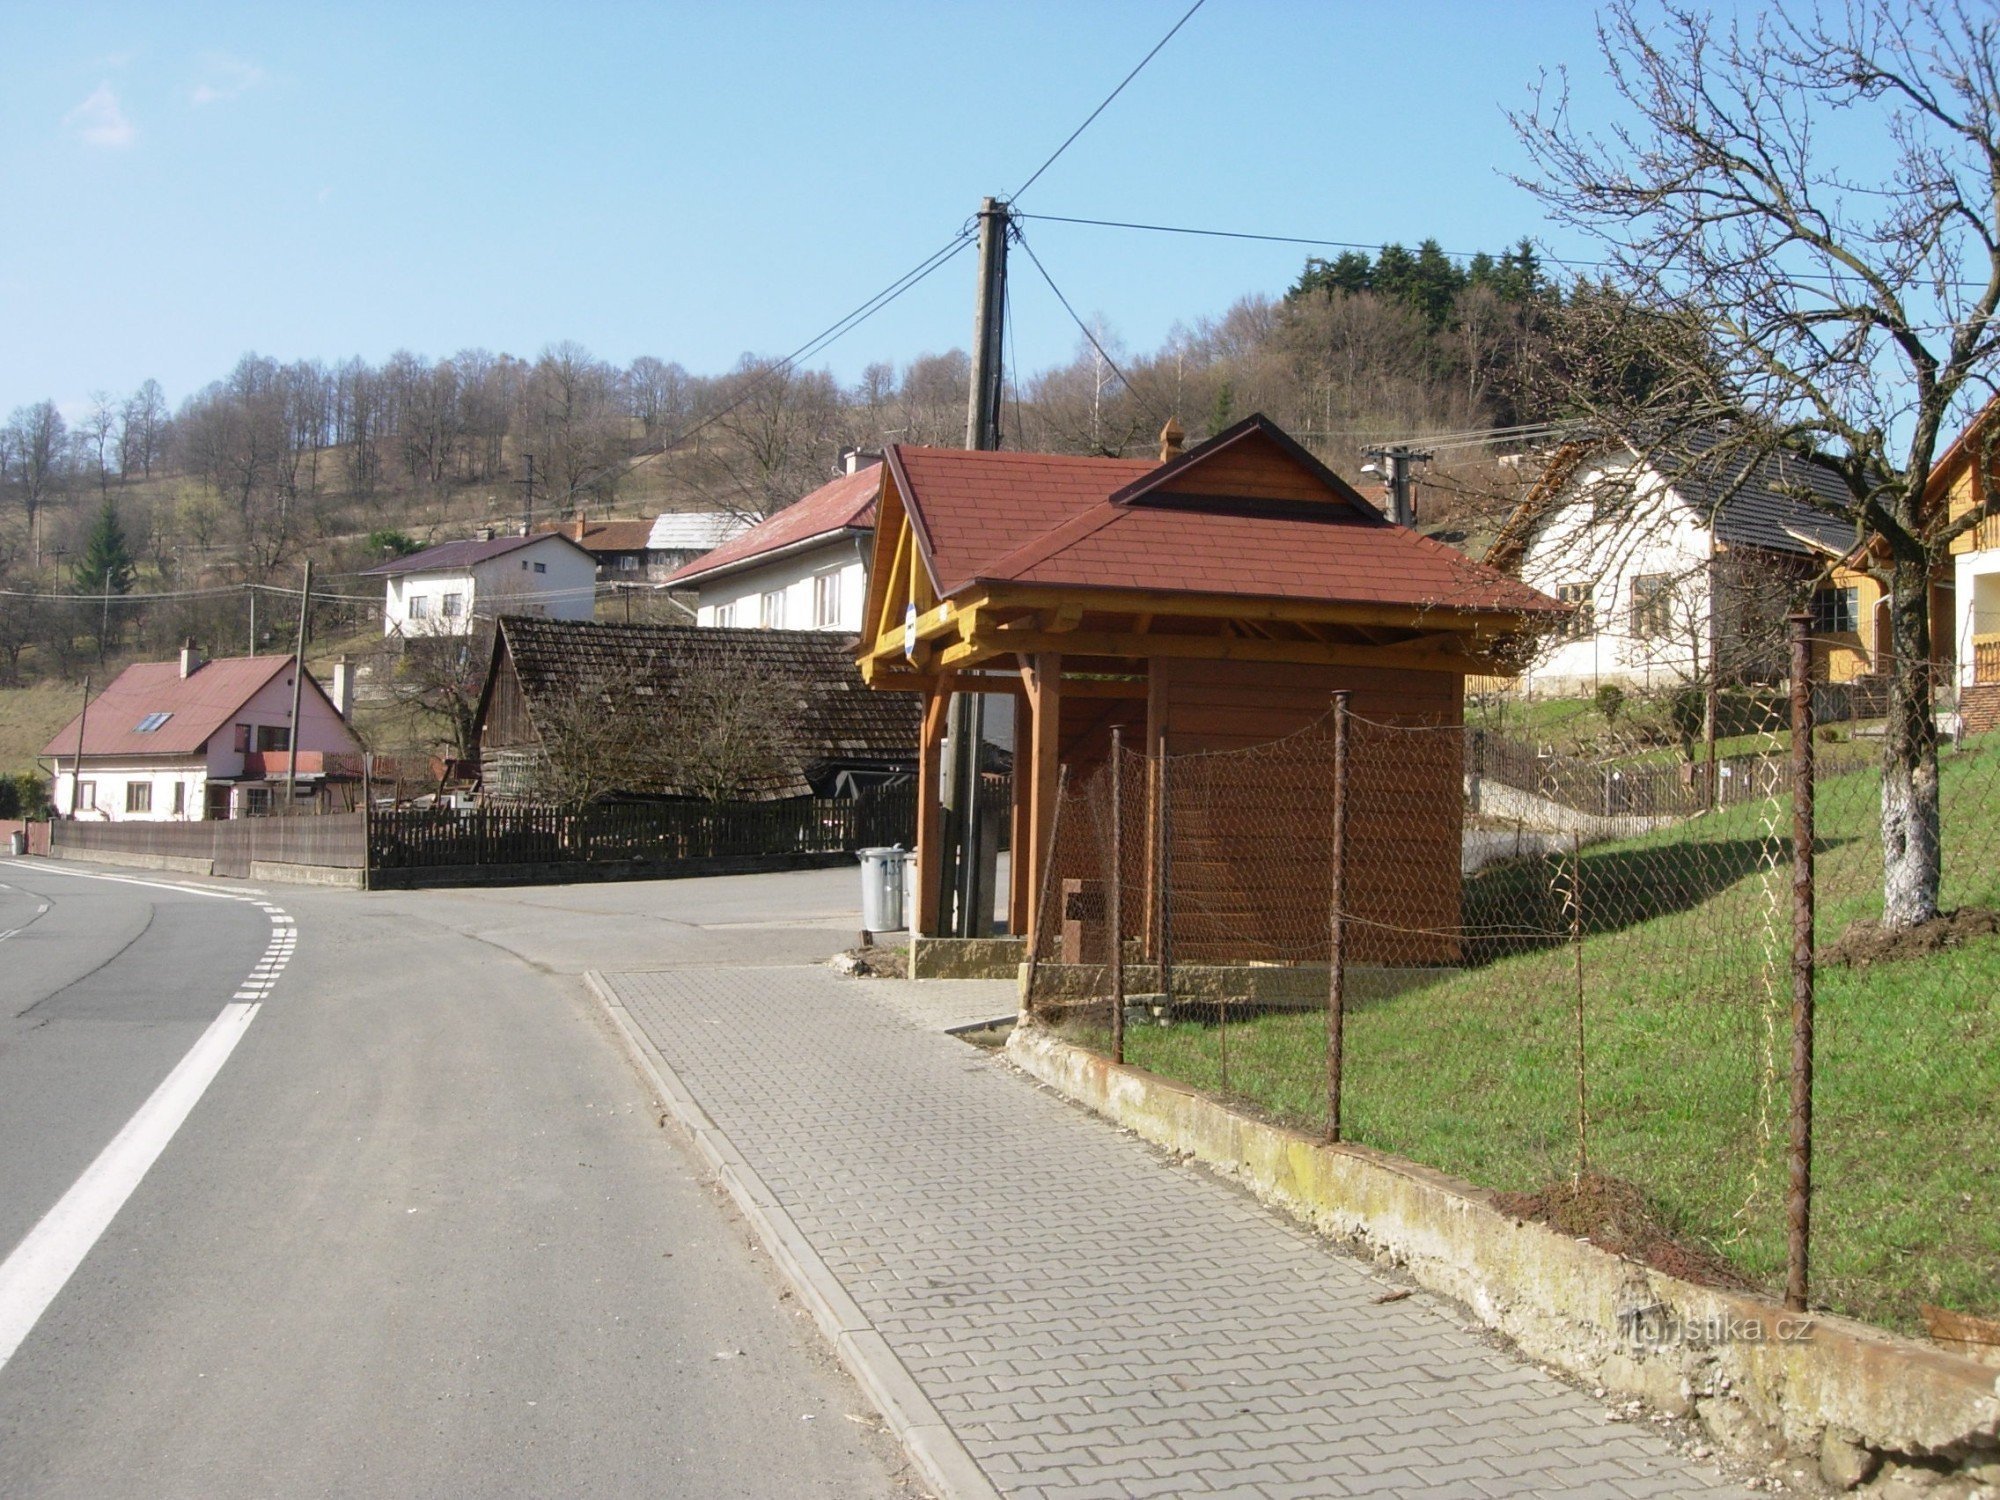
[[1820, 906, 1999, 969], [1494, 1172, 1755, 1291], [830, 946, 908, 979]]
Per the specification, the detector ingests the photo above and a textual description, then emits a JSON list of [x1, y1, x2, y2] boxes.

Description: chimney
[[572, 509, 587, 542], [477, 524, 496, 542], [179, 639, 203, 679], [840, 446, 882, 476], [1158, 417, 1187, 463], [329, 655, 357, 722]]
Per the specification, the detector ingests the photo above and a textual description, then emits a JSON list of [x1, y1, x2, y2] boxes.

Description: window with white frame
[[172, 782, 186, 816], [1557, 583, 1594, 640], [408, 594, 432, 620], [714, 602, 736, 627], [1630, 573, 1675, 638], [760, 590, 785, 629], [441, 592, 464, 618], [812, 572, 841, 628], [78, 779, 96, 810]]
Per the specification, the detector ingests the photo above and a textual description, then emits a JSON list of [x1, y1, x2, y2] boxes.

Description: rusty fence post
[[1787, 613, 1817, 1313], [1570, 829, 1588, 1181], [1156, 746, 1174, 1010], [1327, 691, 1351, 1143], [1109, 726, 1126, 1066]]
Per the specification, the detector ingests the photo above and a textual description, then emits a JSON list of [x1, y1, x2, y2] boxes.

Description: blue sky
[[1, 2, 1624, 419]]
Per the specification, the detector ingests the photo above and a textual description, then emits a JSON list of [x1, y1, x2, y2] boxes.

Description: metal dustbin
[[7, 830, 24, 857], [857, 845, 909, 933]]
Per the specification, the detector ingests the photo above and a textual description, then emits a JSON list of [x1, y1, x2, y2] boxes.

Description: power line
[[1010, 0, 1208, 204], [650, 231, 976, 459], [1013, 210, 2000, 292], [1013, 228, 1175, 430]]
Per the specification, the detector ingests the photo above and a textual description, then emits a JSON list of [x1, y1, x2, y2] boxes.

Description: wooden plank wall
[[1150, 659, 1463, 965]]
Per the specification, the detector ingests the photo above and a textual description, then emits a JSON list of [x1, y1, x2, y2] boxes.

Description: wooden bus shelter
[[854, 415, 1565, 950]]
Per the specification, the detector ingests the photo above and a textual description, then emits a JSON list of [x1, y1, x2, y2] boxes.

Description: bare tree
[[5, 400, 68, 568], [119, 379, 170, 479], [1512, 0, 2000, 929], [79, 392, 119, 497]]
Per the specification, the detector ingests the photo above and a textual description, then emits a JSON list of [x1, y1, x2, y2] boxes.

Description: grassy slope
[[1119, 738, 2000, 1333]]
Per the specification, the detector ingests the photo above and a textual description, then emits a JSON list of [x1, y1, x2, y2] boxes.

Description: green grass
[[0, 681, 88, 778], [1112, 740, 2000, 1334]]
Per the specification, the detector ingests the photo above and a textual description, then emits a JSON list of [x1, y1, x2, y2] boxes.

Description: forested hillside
[[0, 238, 1604, 759]]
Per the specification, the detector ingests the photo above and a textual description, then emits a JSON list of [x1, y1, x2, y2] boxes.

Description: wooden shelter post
[[1021, 651, 1064, 949], [915, 677, 953, 937]]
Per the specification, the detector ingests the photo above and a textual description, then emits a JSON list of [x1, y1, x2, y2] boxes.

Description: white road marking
[[0, 862, 297, 1371], [0, 1001, 262, 1371]]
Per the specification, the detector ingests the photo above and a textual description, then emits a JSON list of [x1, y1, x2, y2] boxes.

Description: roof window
[[134, 712, 174, 733]]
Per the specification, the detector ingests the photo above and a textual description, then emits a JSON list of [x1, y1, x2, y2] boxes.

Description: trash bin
[[7, 831, 24, 857], [857, 845, 908, 933]]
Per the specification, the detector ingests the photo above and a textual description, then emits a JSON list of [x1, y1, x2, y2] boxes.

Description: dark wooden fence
[[369, 783, 917, 876]]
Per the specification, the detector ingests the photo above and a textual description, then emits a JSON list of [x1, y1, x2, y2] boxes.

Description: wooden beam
[[974, 582, 1525, 634], [1009, 759, 1030, 936], [941, 625, 1492, 675], [1023, 652, 1063, 953], [1046, 602, 1084, 633], [914, 678, 952, 937]]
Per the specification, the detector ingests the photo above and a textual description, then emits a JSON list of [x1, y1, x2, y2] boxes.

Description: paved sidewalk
[[600, 965, 1752, 1500]]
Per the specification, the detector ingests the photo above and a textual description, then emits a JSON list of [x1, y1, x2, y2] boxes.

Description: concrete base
[[51, 846, 215, 876], [910, 936, 1026, 980], [249, 861, 364, 889], [1006, 1023, 2000, 1487], [1024, 961, 1451, 1011]]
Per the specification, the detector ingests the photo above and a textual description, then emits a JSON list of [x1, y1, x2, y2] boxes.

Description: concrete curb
[[585, 970, 1002, 1500]]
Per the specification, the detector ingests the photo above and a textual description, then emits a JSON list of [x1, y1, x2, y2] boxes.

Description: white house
[[665, 457, 880, 632], [361, 532, 598, 637], [1495, 433, 1855, 696], [40, 645, 363, 821]]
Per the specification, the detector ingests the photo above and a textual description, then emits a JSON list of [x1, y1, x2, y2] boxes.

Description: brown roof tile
[[486, 617, 919, 800]]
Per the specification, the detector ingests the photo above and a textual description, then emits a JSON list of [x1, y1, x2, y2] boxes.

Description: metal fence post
[[1327, 691, 1350, 1143], [1109, 726, 1126, 1066], [1787, 613, 1817, 1313]]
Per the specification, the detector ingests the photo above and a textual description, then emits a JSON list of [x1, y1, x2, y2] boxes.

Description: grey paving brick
[[603, 966, 1751, 1500]]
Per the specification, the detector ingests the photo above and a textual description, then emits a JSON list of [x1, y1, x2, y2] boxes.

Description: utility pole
[[516, 453, 537, 535], [285, 559, 312, 813], [98, 567, 112, 665], [942, 197, 1011, 938], [248, 588, 257, 656], [1360, 444, 1432, 527]]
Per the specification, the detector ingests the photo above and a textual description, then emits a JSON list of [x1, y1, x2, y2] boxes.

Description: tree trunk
[[1881, 556, 1941, 929]]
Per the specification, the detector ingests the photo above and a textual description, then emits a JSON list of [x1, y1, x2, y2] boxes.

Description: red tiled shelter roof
[[666, 463, 883, 586], [886, 416, 1562, 618]]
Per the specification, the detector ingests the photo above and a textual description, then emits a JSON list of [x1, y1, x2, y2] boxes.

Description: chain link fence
[[1023, 632, 2000, 1340]]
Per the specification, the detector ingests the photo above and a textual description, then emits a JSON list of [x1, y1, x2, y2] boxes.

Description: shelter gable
[[1111, 416, 1383, 520]]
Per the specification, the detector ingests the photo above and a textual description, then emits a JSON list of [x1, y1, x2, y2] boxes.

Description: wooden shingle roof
[[486, 617, 919, 800]]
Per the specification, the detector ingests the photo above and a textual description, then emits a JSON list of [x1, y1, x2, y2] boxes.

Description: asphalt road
[[0, 860, 909, 1499]]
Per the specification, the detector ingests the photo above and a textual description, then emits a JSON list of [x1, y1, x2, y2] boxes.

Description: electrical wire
[[1010, 0, 1208, 205], [650, 232, 976, 459], [1013, 227, 1177, 431]]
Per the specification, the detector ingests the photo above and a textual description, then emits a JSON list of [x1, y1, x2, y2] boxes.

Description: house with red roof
[[360, 531, 596, 637], [664, 454, 882, 632], [855, 414, 1566, 951], [40, 644, 363, 821]]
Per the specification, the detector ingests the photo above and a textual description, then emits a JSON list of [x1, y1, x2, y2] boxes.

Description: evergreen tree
[[74, 497, 136, 596]]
